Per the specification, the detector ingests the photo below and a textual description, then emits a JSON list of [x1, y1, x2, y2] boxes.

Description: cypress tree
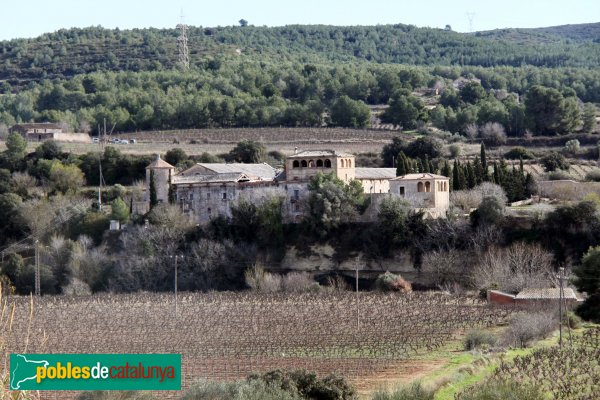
[[457, 161, 467, 190], [480, 142, 488, 180], [442, 160, 451, 178], [466, 162, 476, 189], [396, 152, 407, 176], [519, 157, 524, 176], [417, 159, 424, 173], [473, 156, 483, 185], [493, 162, 500, 185], [429, 159, 436, 174], [423, 155, 430, 173], [149, 170, 158, 208], [452, 160, 460, 191]]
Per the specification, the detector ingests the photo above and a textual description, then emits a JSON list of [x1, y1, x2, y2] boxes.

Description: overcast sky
[[1, 0, 599, 41]]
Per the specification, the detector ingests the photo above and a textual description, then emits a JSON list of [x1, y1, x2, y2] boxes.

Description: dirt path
[[350, 359, 447, 399]]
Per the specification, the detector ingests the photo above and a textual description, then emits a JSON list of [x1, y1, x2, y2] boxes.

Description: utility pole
[[558, 267, 564, 348], [355, 255, 361, 331], [172, 255, 183, 316], [34, 240, 40, 296]]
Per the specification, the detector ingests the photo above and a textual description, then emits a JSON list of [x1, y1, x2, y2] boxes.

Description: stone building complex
[[144, 150, 450, 223]]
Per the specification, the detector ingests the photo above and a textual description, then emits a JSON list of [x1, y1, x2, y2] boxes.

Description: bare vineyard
[[462, 327, 600, 400], [4, 292, 511, 398], [119, 127, 401, 144]]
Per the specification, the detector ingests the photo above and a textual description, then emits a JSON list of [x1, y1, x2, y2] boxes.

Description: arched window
[[417, 182, 424, 192], [316, 159, 323, 167], [425, 181, 431, 192], [443, 182, 447, 191], [348, 159, 352, 168], [324, 159, 331, 168], [308, 160, 314, 168], [301, 160, 308, 168], [292, 160, 300, 168], [341, 159, 345, 168]]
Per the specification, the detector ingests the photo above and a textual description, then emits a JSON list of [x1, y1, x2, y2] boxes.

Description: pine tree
[[149, 170, 158, 208]]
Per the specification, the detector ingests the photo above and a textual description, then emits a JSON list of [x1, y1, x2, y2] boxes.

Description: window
[[301, 160, 308, 167], [207, 192, 210, 199], [324, 159, 331, 168], [316, 159, 323, 167], [308, 160, 314, 167], [425, 181, 431, 192], [417, 182, 424, 192], [293, 160, 300, 168], [222, 192, 227, 200], [293, 189, 299, 198], [348, 159, 352, 168], [189, 193, 194, 200], [341, 159, 345, 168], [294, 203, 300, 212], [207, 208, 211, 214], [400, 186, 405, 196]]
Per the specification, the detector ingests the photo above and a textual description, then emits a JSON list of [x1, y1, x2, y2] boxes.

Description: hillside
[[1, 23, 600, 84]]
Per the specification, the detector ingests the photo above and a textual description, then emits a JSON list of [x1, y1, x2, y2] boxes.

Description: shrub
[[503, 311, 557, 348], [181, 379, 299, 400], [504, 147, 534, 160], [564, 139, 580, 154], [464, 329, 497, 350], [375, 272, 412, 292], [565, 311, 582, 329], [448, 144, 461, 158], [547, 170, 572, 180], [244, 264, 282, 293], [372, 382, 434, 400], [541, 152, 569, 172], [457, 381, 544, 400], [249, 369, 356, 400], [282, 272, 317, 293], [585, 169, 600, 182]]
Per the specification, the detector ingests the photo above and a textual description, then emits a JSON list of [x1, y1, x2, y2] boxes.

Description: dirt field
[[4, 292, 510, 399]]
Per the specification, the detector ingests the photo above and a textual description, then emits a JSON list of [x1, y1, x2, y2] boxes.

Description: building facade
[[145, 150, 450, 224]]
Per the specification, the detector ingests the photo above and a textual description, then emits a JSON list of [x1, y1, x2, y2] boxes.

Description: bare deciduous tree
[[472, 242, 555, 293]]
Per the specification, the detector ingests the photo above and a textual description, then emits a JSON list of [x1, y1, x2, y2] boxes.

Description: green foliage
[[372, 382, 433, 400], [503, 147, 533, 160], [164, 148, 188, 167], [541, 151, 569, 172], [149, 170, 157, 208], [182, 379, 300, 400], [111, 197, 130, 223], [4, 131, 27, 164], [35, 140, 62, 160], [464, 329, 497, 350], [471, 196, 505, 227], [574, 246, 600, 321], [306, 173, 364, 236], [460, 82, 487, 104], [404, 137, 443, 159], [48, 161, 85, 194], [381, 137, 407, 167], [77, 391, 156, 400], [0, 192, 24, 243], [330, 96, 370, 128], [374, 272, 412, 292], [381, 90, 426, 129], [228, 140, 266, 163], [585, 169, 600, 182], [524, 85, 581, 135], [458, 381, 544, 400], [582, 103, 597, 133], [70, 210, 110, 245], [248, 369, 356, 400]]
